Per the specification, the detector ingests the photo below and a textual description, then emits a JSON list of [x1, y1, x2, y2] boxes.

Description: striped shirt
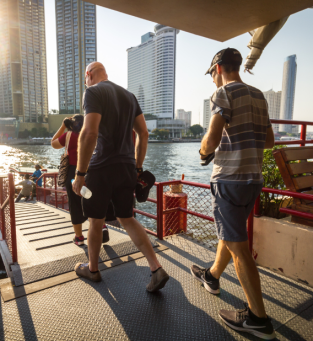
[[210, 82, 271, 184]]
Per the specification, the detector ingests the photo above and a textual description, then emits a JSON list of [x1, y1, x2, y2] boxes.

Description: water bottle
[[71, 179, 92, 199]]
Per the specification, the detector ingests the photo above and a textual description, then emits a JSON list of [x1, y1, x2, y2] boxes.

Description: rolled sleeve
[[210, 87, 232, 123]]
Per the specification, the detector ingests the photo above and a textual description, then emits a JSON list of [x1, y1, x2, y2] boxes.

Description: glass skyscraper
[[279, 55, 297, 133], [55, 0, 97, 114], [127, 24, 179, 118], [0, 0, 48, 122]]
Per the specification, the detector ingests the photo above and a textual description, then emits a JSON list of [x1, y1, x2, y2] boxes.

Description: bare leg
[[118, 217, 161, 271], [210, 240, 232, 279], [88, 218, 104, 272], [225, 240, 266, 318], [73, 223, 83, 237]]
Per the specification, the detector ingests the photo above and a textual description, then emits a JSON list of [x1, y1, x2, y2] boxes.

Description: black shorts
[[82, 163, 137, 219]]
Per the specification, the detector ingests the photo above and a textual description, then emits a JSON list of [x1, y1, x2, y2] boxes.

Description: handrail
[[0, 173, 17, 262]]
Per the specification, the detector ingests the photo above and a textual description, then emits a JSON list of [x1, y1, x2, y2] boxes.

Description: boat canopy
[[85, 0, 313, 42]]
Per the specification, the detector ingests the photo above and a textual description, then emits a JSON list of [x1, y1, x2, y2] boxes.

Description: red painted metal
[[280, 208, 313, 220], [247, 210, 254, 254], [156, 184, 164, 240], [181, 180, 211, 190], [163, 190, 187, 236], [300, 124, 307, 147], [254, 195, 261, 217], [270, 119, 313, 126], [144, 229, 157, 237], [262, 187, 313, 201], [133, 208, 157, 220], [0, 177, 5, 238], [8, 174, 17, 263], [274, 140, 310, 146]]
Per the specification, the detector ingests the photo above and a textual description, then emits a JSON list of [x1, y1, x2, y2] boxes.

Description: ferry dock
[[0, 199, 312, 340]]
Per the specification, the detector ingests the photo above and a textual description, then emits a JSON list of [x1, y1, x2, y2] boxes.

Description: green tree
[[18, 129, 30, 138], [152, 128, 161, 138], [37, 127, 49, 137], [159, 129, 170, 139], [30, 127, 38, 137], [260, 145, 291, 218], [189, 124, 203, 137], [144, 114, 158, 121]]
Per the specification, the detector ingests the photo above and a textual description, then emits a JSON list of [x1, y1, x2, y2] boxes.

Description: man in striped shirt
[[190, 48, 275, 339]]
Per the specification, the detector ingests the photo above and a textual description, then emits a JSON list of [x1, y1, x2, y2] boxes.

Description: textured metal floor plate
[[1, 235, 312, 340], [11, 202, 158, 286]]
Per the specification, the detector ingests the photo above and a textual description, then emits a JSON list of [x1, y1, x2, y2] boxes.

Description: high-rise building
[[279, 55, 297, 133], [127, 24, 179, 119], [175, 109, 191, 128], [263, 89, 281, 132], [55, 0, 97, 115], [0, 0, 48, 122], [203, 98, 211, 132]]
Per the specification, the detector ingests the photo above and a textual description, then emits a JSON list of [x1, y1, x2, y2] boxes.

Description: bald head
[[85, 62, 108, 87]]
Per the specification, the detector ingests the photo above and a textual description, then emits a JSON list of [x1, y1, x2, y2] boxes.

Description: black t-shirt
[[83, 80, 142, 169]]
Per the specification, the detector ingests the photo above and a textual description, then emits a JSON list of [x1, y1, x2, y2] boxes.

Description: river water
[[0, 143, 214, 232], [0, 142, 213, 184]]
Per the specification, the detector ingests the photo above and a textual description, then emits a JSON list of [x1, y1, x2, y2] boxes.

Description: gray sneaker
[[146, 268, 169, 293], [74, 263, 101, 282]]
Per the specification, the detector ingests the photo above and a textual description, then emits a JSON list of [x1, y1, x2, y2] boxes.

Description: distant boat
[[280, 136, 298, 141]]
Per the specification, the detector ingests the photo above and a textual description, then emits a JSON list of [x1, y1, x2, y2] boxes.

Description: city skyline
[[0, 0, 48, 123], [55, 0, 97, 115], [127, 24, 179, 119], [43, 5, 313, 130]]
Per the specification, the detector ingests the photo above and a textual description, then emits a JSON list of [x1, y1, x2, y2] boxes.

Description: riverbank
[[0, 138, 51, 146], [148, 139, 201, 143]]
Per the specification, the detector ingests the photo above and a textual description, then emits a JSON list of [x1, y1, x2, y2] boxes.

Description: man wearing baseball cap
[[190, 48, 275, 339]]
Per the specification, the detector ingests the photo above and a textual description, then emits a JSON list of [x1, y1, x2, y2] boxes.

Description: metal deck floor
[[11, 202, 158, 285], [0, 234, 312, 340]]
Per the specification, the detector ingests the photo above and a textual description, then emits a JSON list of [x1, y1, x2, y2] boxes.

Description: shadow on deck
[[0, 203, 312, 340]]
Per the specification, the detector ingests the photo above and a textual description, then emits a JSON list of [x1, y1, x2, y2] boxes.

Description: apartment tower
[[127, 24, 179, 118], [175, 109, 191, 128], [263, 89, 282, 132], [279, 55, 297, 133], [55, 0, 97, 114], [0, 0, 48, 122], [203, 98, 211, 132]]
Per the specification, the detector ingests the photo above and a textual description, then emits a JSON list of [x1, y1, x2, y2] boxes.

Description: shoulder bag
[[57, 131, 72, 187]]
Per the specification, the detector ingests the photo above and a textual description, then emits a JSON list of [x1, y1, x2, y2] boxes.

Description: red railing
[[135, 119, 313, 252], [0, 173, 17, 262], [36, 173, 68, 210]]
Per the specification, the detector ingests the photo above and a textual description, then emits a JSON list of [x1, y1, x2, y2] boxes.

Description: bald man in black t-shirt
[[72, 62, 169, 292]]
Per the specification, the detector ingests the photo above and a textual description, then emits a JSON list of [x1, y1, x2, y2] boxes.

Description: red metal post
[[0, 177, 5, 238], [44, 174, 46, 188], [156, 184, 164, 240], [44, 187, 47, 204], [54, 174, 57, 208], [62, 196, 64, 209], [300, 124, 307, 147], [254, 195, 261, 217], [8, 174, 17, 262], [247, 210, 254, 254]]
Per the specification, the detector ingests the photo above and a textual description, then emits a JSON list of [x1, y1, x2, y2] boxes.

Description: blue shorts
[[210, 183, 263, 242]]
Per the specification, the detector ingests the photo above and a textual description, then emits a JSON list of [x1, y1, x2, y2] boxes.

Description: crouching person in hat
[[190, 48, 276, 339], [72, 62, 169, 292]]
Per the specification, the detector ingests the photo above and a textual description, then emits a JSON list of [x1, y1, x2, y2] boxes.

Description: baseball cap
[[205, 48, 242, 75], [135, 171, 156, 203]]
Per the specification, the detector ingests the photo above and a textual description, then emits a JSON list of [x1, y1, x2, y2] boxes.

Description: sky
[[44, 2, 313, 129]]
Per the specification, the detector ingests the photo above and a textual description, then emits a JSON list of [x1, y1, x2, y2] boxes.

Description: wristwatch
[[75, 169, 87, 177], [136, 167, 143, 174]]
